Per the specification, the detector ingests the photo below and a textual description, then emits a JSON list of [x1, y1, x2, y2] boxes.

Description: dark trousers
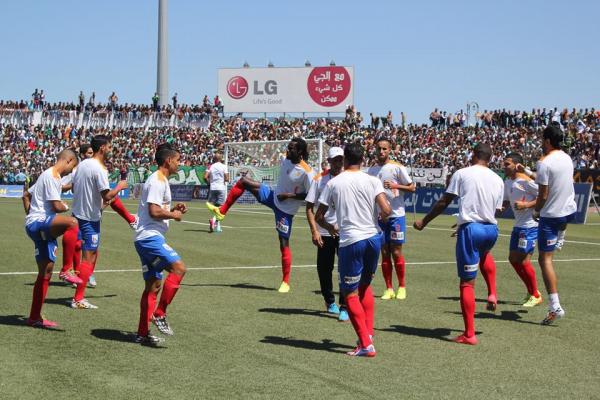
[[317, 236, 345, 308]]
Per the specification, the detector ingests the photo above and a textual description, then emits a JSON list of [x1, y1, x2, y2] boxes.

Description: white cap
[[328, 147, 344, 159]]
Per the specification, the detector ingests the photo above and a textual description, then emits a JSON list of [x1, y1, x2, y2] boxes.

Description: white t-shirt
[[319, 170, 385, 247], [25, 167, 62, 226], [305, 171, 338, 237], [208, 162, 227, 191], [504, 177, 538, 228], [72, 158, 110, 222], [367, 161, 412, 218], [135, 171, 172, 241], [273, 159, 315, 216], [535, 150, 577, 218], [446, 165, 504, 226]]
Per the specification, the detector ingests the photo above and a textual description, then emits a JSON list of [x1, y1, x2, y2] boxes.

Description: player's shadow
[[445, 310, 545, 326], [90, 329, 167, 348], [181, 282, 276, 291], [44, 294, 117, 306], [23, 281, 75, 288], [377, 324, 467, 342], [438, 296, 520, 306], [183, 229, 212, 234], [258, 307, 338, 320], [260, 336, 354, 354], [0, 315, 65, 332]]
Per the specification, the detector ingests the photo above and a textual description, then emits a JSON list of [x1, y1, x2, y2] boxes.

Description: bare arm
[[100, 180, 128, 202], [306, 202, 324, 247], [376, 192, 392, 219], [62, 183, 73, 193], [515, 199, 537, 210], [224, 173, 230, 183], [50, 200, 69, 213], [496, 200, 510, 217], [22, 190, 31, 214], [148, 203, 183, 221], [414, 193, 457, 230], [534, 184, 548, 213], [315, 203, 338, 237]]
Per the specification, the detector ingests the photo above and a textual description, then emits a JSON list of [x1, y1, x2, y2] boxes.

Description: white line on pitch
[[1, 258, 599, 276]]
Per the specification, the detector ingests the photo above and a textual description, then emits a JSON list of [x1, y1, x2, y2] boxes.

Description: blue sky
[[1, 0, 598, 122]]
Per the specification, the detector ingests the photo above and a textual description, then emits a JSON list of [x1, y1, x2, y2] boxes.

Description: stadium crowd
[[1, 94, 598, 185]]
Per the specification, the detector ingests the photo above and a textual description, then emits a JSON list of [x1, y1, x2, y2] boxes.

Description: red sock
[[381, 258, 393, 289], [346, 294, 372, 348], [137, 290, 157, 336], [219, 180, 245, 215], [459, 281, 476, 338], [358, 285, 375, 337], [74, 261, 94, 301], [479, 252, 497, 299], [61, 225, 79, 273], [394, 255, 406, 288], [29, 273, 51, 321], [521, 260, 539, 297], [154, 273, 183, 318], [73, 240, 82, 272], [510, 260, 532, 294], [110, 196, 136, 224], [281, 246, 292, 284]]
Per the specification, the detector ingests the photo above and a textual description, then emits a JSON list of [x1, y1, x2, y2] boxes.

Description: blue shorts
[[338, 234, 382, 292], [456, 223, 498, 280], [509, 226, 537, 254], [25, 215, 58, 262], [134, 236, 182, 281], [538, 213, 575, 252], [77, 218, 101, 251], [379, 216, 406, 245], [257, 184, 294, 239]]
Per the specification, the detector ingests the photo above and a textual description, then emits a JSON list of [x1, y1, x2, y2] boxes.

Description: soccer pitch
[[1, 198, 599, 400]]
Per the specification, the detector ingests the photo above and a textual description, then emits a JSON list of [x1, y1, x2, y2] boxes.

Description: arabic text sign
[[407, 167, 447, 185], [218, 66, 354, 113]]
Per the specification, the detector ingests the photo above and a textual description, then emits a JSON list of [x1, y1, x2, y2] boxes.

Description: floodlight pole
[[157, 0, 168, 107]]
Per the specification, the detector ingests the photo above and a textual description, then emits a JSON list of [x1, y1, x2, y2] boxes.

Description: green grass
[[1, 198, 600, 400]]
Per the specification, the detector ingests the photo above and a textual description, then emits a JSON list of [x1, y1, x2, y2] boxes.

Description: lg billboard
[[218, 66, 354, 113]]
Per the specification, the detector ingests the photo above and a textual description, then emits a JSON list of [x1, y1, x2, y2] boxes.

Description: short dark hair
[[505, 152, 523, 165], [155, 143, 178, 166], [344, 142, 364, 165], [290, 137, 309, 161], [376, 137, 391, 146], [79, 143, 91, 157], [543, 124, 563, 148], [473, 142, 492, 162], [91, 135, 110, 153]]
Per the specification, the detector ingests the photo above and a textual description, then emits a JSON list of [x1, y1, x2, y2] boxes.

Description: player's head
[[91, 135, 112, 160], [56, 148, 78, 176], [471, 142, 492, 165], [213, 152, 223, 163], [503, 152, 523, 179], [542, 124, 563, 153], [79, 143, 93, 159], [375, 137, 392, 164], [343, 142, 364, 168], [327, 147, 344, 176], [287, 137, 309, 163], [155, 143, 180, 175]]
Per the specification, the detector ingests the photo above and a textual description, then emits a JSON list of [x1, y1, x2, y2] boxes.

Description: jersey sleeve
[[45, 177, 62, 201], [305, 178, 320, 204], [95, 168, 110, 193], [445, 171, 461, 196], [526, 179, 539, 196], [373, 177, 385, 197], [146, 180, 165, 206], [318, 181, 332, 206], [535, 161, 549, 186], [397, 165, 413, 185], [302, 169, 316, 193]]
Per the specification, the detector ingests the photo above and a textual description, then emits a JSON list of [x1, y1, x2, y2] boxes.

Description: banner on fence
[[0, 185, 24, 198], [61, 182, 130, 200], [574, 169, 600, 195]]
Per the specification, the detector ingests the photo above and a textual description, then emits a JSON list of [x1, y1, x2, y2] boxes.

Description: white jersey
[[535, 150, 577, 218], [208, 162, 227, 191], [135, 171, 172, 241], [25, 167, 62, 226], [305, 170, 338, 237], [367, 161, 412, 218], [71, 158, 110, 222], [274, 158, 315, 216], [446, 165, 504, 226], [319, 170, 385, 247], [504, 177, 538, 228]]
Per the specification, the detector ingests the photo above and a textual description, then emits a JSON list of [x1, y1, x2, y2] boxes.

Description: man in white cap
[[306, 147, 348, 322]]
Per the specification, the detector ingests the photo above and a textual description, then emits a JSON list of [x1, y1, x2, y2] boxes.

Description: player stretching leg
[[206, 138, 315, 292], [533, 125, 577, 325], [367, 138, 415, 300], [501, 153, 542, 307], [306, 147, 348, 322], [70, 135, 128, 309], [414, 143, 504, 345], [316, 143, 391, 357], [134, 144, 187, 345], [23, 150, 79, 327], [60, 143, 137, 288], [204, 153, 229, 233]]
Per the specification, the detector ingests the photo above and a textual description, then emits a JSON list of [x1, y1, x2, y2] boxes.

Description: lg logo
[[227, 76, 278, 99]]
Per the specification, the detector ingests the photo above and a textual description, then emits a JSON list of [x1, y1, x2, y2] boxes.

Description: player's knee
[[171, 260, 186, 276], [508, 253, 521, 265], [67, 217, 78, 229]]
